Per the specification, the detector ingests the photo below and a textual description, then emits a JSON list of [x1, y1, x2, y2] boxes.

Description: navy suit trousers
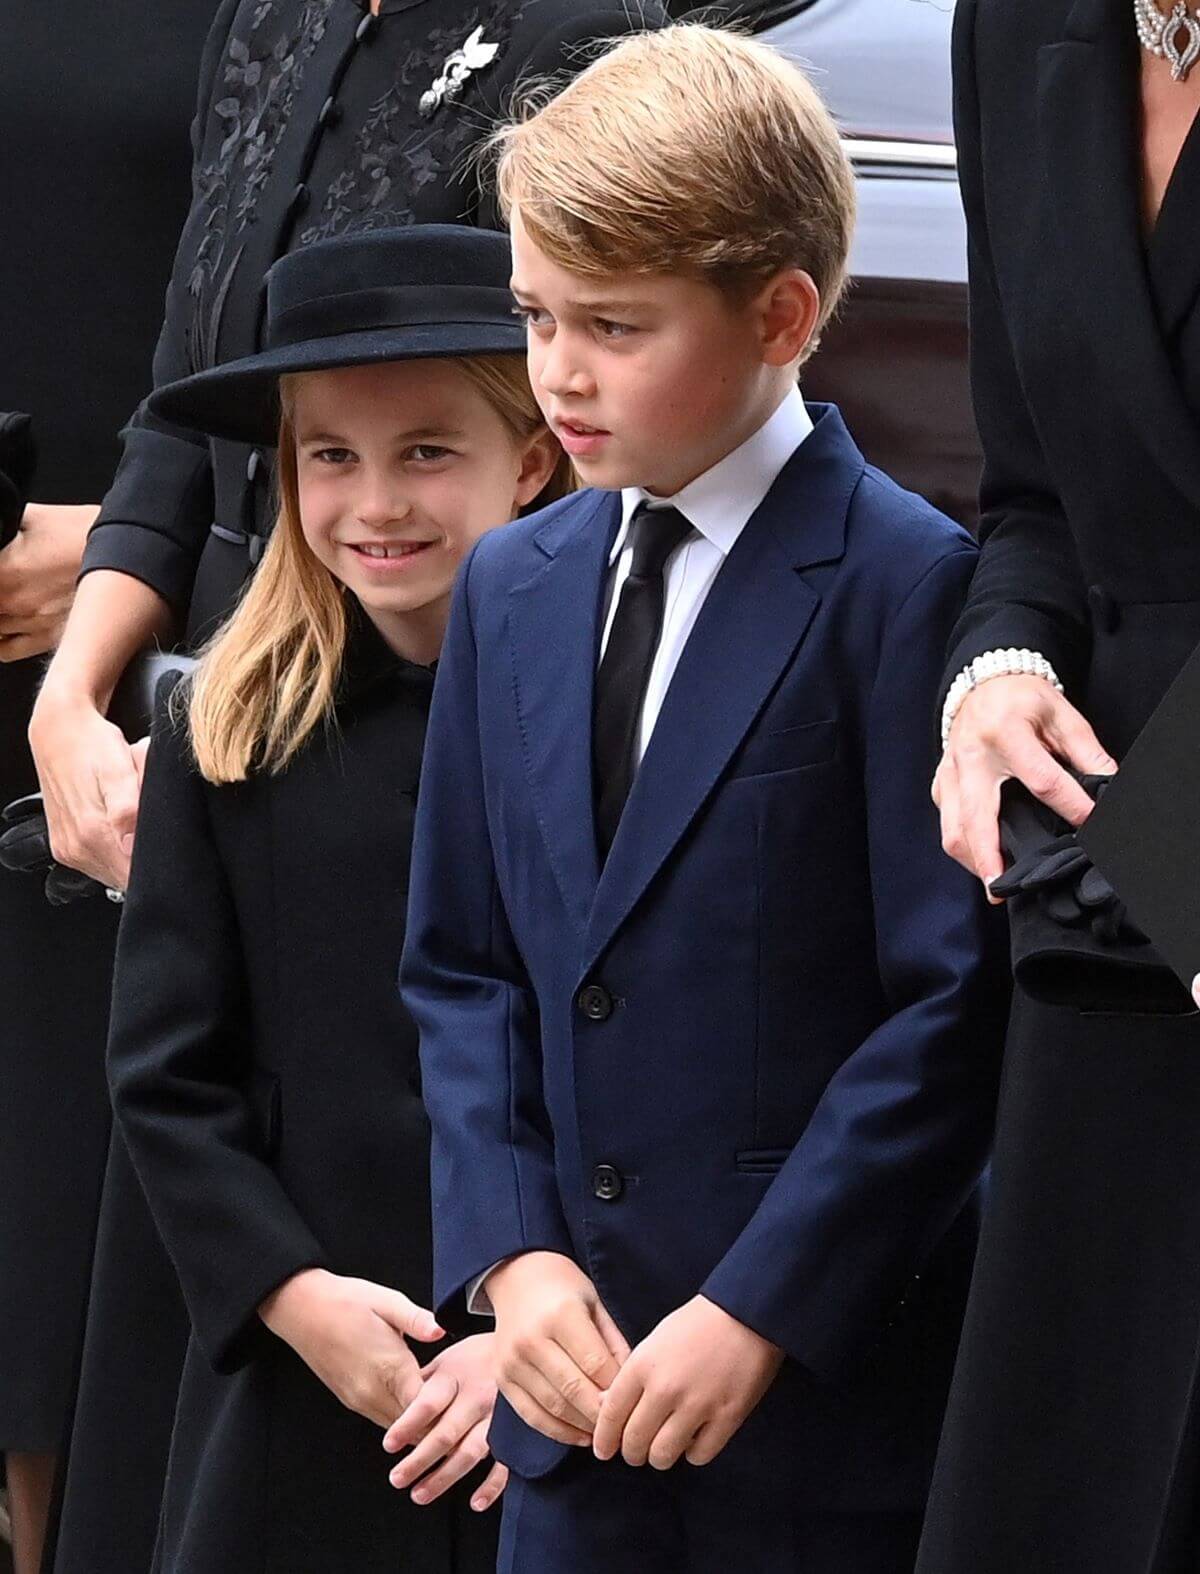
[[497, 1453, 923, 1574]]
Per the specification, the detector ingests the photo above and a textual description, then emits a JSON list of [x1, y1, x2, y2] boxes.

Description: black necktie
[[593, 504, 693, 858]]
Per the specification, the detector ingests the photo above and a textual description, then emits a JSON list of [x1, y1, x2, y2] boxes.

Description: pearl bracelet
[[940, 648, 1063, 749]]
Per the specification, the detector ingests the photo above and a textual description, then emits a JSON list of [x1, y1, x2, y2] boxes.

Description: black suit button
[[246, 450, 262, 484], [591, 1165, 624, 1202], [577, 983, 614, 1022], [1088, 584, 1120, 634], [318, 94, 342, 129], [290, 181, 310, 216], [355, 12, 379, 43]]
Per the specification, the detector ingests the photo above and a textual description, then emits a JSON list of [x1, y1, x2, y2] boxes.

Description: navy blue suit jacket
[[403, 405, 1008, 1507]]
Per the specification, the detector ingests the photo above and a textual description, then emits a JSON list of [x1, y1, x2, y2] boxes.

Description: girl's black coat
[[108, 622, 496, 1573], [916, 2, 1200, 1571]]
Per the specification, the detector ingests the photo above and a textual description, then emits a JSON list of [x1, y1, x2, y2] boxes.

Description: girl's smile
[[288, 359, 559, 662]]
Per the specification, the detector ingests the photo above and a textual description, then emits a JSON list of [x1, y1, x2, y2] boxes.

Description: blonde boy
[[403, 26, 1006, 1573]]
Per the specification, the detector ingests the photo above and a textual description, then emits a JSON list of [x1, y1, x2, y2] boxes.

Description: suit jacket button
[[591, 1165, 624, 1202], [577, 983, 613, 1022]]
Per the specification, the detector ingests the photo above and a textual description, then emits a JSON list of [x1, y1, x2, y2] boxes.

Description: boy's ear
[[754, 268, 822, 368], [513, 426, 564, 508]]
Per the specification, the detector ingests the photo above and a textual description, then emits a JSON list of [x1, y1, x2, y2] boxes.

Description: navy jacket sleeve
[[939, 0, 1091, 702], [108, 683, 327, 1374], [78, 0, 241, 612], [401, 547, 575, 1319], [703, 544, 1009, 1379]]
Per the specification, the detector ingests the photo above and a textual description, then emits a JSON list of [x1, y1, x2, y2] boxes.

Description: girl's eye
[[312, 447, 354, 465], [595, 318, 634, 340], [408, 444, 452, 463]]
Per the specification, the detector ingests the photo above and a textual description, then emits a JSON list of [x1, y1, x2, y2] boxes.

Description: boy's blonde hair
[[491, 24, 856, 357], [187, 355, 574, 785]]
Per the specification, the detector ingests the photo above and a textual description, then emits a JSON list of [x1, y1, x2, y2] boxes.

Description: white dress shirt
[[467, 385, 814, 1315], [603, 385, 815, 764]]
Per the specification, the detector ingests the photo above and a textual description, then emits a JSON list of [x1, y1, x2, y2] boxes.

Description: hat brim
[[148, 322, 528, 448]]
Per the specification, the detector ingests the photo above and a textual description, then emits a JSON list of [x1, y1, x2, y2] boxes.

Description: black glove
[[0, 650, 196, 908], [991, 775, 1188, 1013], [0, 793, 105, 906], [0, 410, 37, 550]]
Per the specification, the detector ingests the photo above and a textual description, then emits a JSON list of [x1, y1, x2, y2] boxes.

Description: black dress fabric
[[110, 613, 496, 1573], [50, 7, 665, 1569], [0, 0, 219, 1452], [915, 3, 1200, 1572]]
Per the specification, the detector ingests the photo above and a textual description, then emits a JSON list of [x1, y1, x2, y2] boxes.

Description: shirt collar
[[610, 385, 814, 566]]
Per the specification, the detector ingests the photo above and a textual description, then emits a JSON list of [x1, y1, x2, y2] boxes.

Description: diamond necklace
[[1135, 0, 1200, 82]]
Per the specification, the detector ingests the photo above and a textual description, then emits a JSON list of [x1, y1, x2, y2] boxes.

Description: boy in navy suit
[[399, 24, 1007, 1572]]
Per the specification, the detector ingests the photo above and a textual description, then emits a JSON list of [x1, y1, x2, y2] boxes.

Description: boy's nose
[[538, 337, 595, 401]]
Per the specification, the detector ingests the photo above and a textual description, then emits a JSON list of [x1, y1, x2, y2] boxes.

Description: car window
[[763, 0, 956, 144]]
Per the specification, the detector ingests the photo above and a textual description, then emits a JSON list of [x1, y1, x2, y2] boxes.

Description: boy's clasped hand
[[486, 1251, 784, 1470]]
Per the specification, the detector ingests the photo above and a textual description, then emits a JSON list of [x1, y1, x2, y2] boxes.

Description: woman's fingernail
[[411, 1489, 429, 1505], [1191, 974, 1200, 1008], [471, 1496, 486, 1512]]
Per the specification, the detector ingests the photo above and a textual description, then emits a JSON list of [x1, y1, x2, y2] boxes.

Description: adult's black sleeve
[[79, 0, 242, 615], [940, 0, 1091, 703], [108, 683, 327, 1375]]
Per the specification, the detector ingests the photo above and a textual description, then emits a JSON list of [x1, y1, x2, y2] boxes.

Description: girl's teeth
[[359, 543, 421, 559]]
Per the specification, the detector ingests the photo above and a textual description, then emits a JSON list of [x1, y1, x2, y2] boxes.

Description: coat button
[[289, 181, 310, 216], [355, 12, 379, 43], [577, 983, 613, 1022], [318, 94, 342, 128], [591, 1165, 624, 1202], [246, 450, 262, 484], [1088, 584, 1120, 634]]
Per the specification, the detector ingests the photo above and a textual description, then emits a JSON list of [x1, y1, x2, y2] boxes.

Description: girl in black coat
[[105, 224, 569, 1574]]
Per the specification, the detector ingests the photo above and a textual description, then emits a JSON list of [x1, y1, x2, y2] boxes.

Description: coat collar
[[507, 405, 861, 961], [338, 596, 435, 708], [1038, 1, 1200, 507]]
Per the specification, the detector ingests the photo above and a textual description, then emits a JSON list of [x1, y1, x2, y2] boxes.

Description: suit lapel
[[1038, 0, 1200, 508], [508, 491, 620, 934], [581, 407, 861, 975]]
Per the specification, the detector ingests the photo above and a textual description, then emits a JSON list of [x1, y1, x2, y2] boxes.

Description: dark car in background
[[757, 0, 979, 527]]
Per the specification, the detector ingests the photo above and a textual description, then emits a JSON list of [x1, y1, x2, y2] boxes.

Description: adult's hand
[[28, 568, 173, 889], [28, 682, 142, 890], [933, 674, 1117, 891], [0, 502, 98, 662]]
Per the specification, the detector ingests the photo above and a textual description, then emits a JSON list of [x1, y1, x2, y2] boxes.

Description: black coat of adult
[[52, 6, 665, 1569], [106, 618, 497, 1573], [915, 3, 1200, 1571], [0, 0, 218, 1454]]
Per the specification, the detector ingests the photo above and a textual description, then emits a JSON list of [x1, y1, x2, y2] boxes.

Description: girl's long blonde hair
[[187, 354, 573, 784]]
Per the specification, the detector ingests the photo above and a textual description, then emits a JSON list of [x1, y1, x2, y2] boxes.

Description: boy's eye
[[594, 317, 634, 340], [513, 304, 553, 330]]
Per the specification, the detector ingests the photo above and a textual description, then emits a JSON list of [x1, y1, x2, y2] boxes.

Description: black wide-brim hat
[[149, 225, 524, 447]]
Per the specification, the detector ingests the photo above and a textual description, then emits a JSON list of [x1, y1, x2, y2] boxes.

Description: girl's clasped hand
[[260, 1270, 507, 1511]]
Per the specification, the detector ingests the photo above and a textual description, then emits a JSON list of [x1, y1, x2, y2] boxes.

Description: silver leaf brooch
[[419, 26, 502, 118]]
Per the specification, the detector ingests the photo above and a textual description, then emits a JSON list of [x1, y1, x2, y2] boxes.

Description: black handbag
[[0, 649, 196, 904]]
